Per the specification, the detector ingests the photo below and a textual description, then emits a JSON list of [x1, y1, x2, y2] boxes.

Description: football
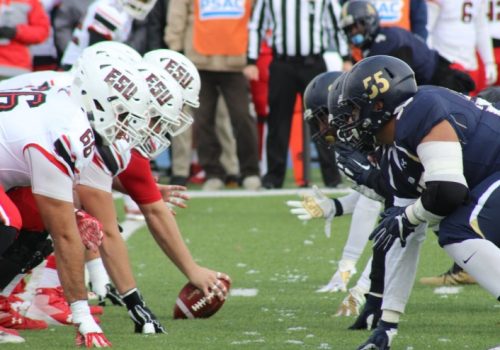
[[173, 279, 231, 319]]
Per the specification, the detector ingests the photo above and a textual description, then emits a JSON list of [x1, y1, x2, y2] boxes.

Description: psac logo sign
[[163, 59, 194, 89], [199, 0, 245, 20], [145, 73, 174, 106], [372, 0, 403, 23], [104, 68, 138, 101]]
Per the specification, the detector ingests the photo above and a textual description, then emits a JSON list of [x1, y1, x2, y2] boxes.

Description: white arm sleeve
[[425, 1, 440, 47], [416, 141, 467, 185], [475, 0, 495, 65], [77, 161, 113, 193], [24, 146, 74, 203]]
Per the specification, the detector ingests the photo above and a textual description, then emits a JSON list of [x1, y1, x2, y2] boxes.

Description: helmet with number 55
[[332, 55, 417, 150]]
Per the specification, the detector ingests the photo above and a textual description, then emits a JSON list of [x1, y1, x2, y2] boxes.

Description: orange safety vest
[[372, 0, 411, 31], [192, 0, 252, 56]]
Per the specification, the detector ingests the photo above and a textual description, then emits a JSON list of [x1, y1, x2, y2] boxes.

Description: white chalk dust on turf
[[230, 288, 258, 297], [433, 286, 463, 295]]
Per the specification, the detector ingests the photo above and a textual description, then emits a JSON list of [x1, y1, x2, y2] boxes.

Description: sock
[[37, 254, 61, 288], [381, 309, 401, 324], [121, 288, 143, 309], [86, 258, 110, 298], [444, 239, 500, 298]]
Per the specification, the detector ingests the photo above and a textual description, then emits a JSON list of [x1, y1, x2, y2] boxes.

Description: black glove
[[0, 27, 16, 39], [357, 320, 398, 350], [369, 206, 418, 253], [335, 142, 375, 186]]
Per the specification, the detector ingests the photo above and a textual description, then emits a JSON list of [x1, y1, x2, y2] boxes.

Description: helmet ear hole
[[93, 99, 104, 111]]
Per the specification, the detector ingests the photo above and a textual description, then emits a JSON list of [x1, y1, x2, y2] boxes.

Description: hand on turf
[[316, 259, 356, 293], [286, 185, 336, 237], [75, 209, 104, 252], [74, 316, 111, 348], [349, 294, 382, 330], [357, 321, 398, 350]]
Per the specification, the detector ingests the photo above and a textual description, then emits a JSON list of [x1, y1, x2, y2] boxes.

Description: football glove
[[357, 320, 398, 350], [335, 142, 375, 186], [286, 185, 336, 238], [335, 286, 366, 317], [75, 209, 104, 252], [74, 315, 111, 348], [369, 207, 418, 253], [349, 294, 382, 330], [316, 259, 356, 293]]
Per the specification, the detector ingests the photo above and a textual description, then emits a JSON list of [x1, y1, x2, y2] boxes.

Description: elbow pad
[[421, 180, 469, 217]]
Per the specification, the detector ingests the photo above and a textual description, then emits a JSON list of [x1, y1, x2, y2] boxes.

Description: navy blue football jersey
[[364, 27, 439, 85], [394, 86, 500, 189]]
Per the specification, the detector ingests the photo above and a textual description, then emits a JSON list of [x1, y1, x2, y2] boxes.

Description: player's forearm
[[34, 194, 87, 302], [140, 201, 198, 278]]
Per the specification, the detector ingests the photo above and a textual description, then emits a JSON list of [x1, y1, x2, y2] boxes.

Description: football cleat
[[335, 286, 366, 317], [0, 296, 47, 330], [0, 326, 25, 344], [317, 259, 356, 293], [98, 284, 125, 306], [357, 320, 398, 350], [349, 294, 382, 330], [419, 265, 476, 286]]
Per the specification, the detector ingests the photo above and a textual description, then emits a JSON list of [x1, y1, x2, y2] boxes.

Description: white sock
[[337, 192, 361, 215], [381, 309, 401, 324], [86, 258, 110, 298], [342, 195, 381, 261], [444, 238, 500, 298]]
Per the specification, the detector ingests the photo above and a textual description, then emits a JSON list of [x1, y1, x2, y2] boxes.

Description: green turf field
[[6, 195, 499, 349]]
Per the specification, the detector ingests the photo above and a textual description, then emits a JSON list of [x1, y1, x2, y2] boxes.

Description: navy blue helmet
[[340, 0, 380, 49], [330, 55, 417, 150], [303, 71, 343, 147]]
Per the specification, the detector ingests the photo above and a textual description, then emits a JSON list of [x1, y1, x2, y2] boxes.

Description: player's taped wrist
[[405, 198, 444, 226]]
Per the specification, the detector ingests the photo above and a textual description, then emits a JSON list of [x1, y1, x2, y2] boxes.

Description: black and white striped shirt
[[247, 0, 348, 63]]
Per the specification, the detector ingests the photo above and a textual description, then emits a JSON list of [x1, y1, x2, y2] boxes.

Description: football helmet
[[303, 71, 343, 147], [136, 62, 184, 158], [340, 0, 380, 49], [86, 41, 142, 64], [71, 47, 151, 146], [331, 55, 417, 150], [117, 0, 157, 20]]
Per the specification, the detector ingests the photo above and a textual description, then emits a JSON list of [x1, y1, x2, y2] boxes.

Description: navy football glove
[[349, 294, 382, 330], [357, 320, 398, 350], [369, 206, 418, 253], [335, 142, 374, 186]]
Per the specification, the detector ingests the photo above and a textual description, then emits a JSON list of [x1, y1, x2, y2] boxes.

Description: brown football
[[173, 279, 231, 319]]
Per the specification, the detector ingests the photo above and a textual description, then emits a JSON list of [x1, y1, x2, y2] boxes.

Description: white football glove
[[335, 286, 366, 317], [316, 259, 356, 293], [286, 185, 336, 237], [486, 62, 498, 86]]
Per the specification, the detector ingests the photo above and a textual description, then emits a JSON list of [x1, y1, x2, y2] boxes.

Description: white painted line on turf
[[113, 187, 352, 200], [433, 286, 462, 295], [230, 288, 258, 297], [120, 220, 146, 241]]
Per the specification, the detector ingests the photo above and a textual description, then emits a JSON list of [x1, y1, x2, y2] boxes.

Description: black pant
[[264, 56, 340, 188], [195, 71, 260, 179]]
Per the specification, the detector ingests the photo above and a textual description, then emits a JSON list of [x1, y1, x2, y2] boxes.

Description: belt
[[274, 54, 322, 64]]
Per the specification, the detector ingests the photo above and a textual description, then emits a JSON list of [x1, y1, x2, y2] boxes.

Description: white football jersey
[[0, 88, 94, 198], [427, 0, 490, 70], [61, 0, 133, 67], [487, 0, 500, 39], [0, 71, 74, 91]]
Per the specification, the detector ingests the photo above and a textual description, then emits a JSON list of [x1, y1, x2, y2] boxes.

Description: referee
[[244, 0, 349, 189]]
